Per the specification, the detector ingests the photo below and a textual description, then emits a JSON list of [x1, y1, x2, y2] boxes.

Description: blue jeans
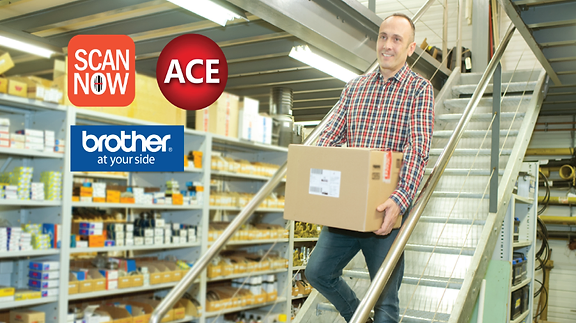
[[306, 226, 404, 323]]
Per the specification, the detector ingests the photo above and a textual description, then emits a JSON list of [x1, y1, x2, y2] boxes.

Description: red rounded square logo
[[68, 35, 135, 107]]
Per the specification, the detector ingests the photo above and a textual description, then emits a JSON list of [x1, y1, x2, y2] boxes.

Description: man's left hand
[[374, 198, 401, 236]]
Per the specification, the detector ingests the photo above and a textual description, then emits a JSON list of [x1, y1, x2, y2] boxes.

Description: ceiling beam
[[28, 0, 177, 37]]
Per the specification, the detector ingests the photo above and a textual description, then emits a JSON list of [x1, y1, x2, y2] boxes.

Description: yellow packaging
[[0, 286, 15, 297], [14, 290, 41, 301]]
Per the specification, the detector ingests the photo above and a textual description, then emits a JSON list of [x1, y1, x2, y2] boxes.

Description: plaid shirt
[[318, 63, 434, 214]]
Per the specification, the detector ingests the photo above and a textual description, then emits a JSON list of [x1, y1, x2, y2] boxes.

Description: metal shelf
[[209, 206, 283, 212], [209, 239, 289, 246], [184, 166, 203, 173], [294, 238, 318, 242], [207, 268, 288, 282], [0, 200, 61, 207], [210, 134, 288, 153], [73, 172, 128, 180], [68, 281, 199, 300], [0, 296, 58, 310], [513, 240, 532, 248], [71, 202, 203, 210], [204, 297, 287, 317], [71, 242, 201, 253], [511, 309, 530, 323], [0, 93, 67, 112], [211, 170, 285, 182], [514, 194, 534, 205], [511, 278, 531, 292], [0, 146, 64, 159], [293, 265, 306, 271], [0, 249, 59, 259]]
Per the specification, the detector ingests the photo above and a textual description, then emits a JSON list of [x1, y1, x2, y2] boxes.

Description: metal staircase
[[292, 67, 547, 323]]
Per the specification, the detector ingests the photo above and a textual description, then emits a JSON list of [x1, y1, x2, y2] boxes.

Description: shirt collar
[[375, 63, 409, 83]]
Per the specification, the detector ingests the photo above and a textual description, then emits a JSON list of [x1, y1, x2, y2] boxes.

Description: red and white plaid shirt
[[318, 63, 434, 214]]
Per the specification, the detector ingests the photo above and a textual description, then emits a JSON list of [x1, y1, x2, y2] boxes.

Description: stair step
[[419, 216, 486, 226], [433, 130, 518, 137], [316, 303, 450, 323], [452, 81, 538, 95], [436, 112, 524, 121], [444, 95, 533, 110], [426, 191, 489, 199], [424, 168, 504, 176], [342, 270, 464, 289], [400, 308, 450, 323], [429, 148, 512, 156], [405, 243, 475, 256]]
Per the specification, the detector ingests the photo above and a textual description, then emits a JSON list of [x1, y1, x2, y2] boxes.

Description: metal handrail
[[348, 22, 517, 323], [149, 1, 447, 322]]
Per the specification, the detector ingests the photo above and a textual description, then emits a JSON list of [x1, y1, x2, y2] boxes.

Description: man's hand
[[374, 198, 401, 236]]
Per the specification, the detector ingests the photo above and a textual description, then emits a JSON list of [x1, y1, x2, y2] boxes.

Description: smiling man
[[305, 13, 434, 323]]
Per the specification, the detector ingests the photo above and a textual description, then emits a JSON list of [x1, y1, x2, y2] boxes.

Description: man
[[305, 13, 434, 323]]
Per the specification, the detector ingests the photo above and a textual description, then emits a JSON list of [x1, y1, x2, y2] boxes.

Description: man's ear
[[407, 41, 417, 57]]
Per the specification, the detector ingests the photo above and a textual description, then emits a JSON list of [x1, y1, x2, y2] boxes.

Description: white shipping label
[[309, 168, 341, 198]]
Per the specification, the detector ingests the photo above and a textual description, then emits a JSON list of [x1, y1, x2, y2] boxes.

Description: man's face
[[376, 16, 417, 76]]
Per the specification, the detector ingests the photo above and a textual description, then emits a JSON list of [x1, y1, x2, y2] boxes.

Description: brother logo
[[82, 131, 171, 153], [71, 125, 184, 172]]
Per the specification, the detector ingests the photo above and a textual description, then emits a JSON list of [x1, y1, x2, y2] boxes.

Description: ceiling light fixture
[[167, 0, 243, 26], [289, 45, 359, 83], [0, 35, 56, 58]]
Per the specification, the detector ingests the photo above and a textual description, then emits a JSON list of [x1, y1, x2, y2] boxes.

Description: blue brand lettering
[[71, 125, 184, 172]]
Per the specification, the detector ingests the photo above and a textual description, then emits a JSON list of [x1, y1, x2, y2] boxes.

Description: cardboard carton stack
[[0, 118, 9, 148], [40, 171, 62, 201]]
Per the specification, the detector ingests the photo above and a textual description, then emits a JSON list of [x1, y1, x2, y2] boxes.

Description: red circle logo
[[156, 34, 228, 111]]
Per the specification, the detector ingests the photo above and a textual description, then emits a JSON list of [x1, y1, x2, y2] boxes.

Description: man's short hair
[[384, 13, 415, 43]]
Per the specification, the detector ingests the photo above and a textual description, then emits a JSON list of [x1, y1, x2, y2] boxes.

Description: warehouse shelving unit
[[493, 161, 538, 323], [0, 94, 294, 322]]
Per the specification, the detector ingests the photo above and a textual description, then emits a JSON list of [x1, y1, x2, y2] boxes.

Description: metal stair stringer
[[448, 69, 548, 323]]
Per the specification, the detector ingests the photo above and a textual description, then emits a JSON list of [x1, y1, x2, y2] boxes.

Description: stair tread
[[419, 216, 486, 225], [433, 129, 518, 137], [405, 243, 476, 256], [316, 303, 450, 322], [425, 191, 489, 199], [436, 112, 524, 120], [429, 148, 512, 155], [424, 168, 504, 176], [342, 270, 464, 289], [401, 308, 450, 322], [444, 95, 533, 107], [452, 81, 538, 94]]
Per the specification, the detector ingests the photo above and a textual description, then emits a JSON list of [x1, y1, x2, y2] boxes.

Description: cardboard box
[[237, 97, 259, 141], [68, 274, 79, 295], [0, 52, 14, 75], [117, 276, 130, 289], [87, 269, 106, 292], [0, 77, 7, 93], [124, 301, 154, 323], [8, 79, 28, 98], [284, 145, 403, 232], [78, 280, 93, 293], [196, 92, 239, 137], [95, 306, 131, 323], [9, 310, 45, 323], [130, 274, 143, 287]]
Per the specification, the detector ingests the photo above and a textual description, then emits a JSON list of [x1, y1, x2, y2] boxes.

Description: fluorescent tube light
[[295, 121, 321, 127], [289, 45, 359, 83], [0, 35, 56, 58], [167, 0, 242, 26]]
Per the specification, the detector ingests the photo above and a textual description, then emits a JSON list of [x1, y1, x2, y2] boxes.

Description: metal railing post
[[348, 23, 516, 323], [490, 62, 501, 213]]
